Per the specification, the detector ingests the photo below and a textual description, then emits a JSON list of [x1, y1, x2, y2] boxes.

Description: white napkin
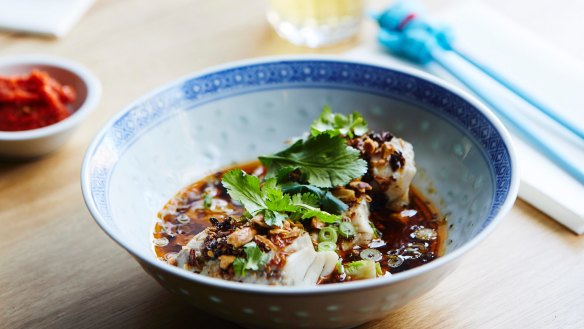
[[0, 0, 95, 37], [347, 1, 584, 234]]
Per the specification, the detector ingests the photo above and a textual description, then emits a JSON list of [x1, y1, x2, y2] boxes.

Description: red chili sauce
[[0, 70, 76, 131]]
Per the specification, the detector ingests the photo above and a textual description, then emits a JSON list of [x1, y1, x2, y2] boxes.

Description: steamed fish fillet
[[175, 231, 283, 285], [282, 233, 338, 286], [346, 196, 374, 245], [175, 230, 338, 286], [370, 137, 416, 211]]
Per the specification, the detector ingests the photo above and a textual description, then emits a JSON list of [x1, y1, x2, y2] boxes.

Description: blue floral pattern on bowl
[[88, 60, 512, 231]]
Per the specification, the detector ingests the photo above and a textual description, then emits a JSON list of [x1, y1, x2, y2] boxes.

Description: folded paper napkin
[[0, 0, 95, 37], [347, 1, 584, 234]]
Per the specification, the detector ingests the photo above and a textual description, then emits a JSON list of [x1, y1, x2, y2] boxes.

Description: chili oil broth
[[153, 161, 446, 280]]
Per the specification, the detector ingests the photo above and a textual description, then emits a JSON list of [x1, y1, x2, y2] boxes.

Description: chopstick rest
[[372, 0, 584, 185]]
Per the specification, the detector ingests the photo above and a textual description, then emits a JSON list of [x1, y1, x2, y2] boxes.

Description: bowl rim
[[81, 55, 519, 295], [0, 54, 102, 140]]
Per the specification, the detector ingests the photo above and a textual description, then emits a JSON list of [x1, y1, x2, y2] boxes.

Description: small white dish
[[0, 55, 101, 158]]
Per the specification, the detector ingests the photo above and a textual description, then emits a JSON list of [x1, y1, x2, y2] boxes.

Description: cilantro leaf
[[232, 257, 246, 277], [264, 187, 297, 213], [233, 242, 271, 277], [280, 182, 348, 214], [242, 242, 271, 270], [259, 134, 367, 188], [222, 169, 341, 226], [310, 106, 368, 138], [221, 170, 265, 214], [222, 170, 289, 227], [290, 193, 341, 223], [294, 191, 320, 207], [263, 210, 288, 227]]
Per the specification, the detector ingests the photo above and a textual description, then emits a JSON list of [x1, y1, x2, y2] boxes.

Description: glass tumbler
[[267, 0, 365, 48]]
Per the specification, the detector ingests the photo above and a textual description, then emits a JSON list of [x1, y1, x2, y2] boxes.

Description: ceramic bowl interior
[[82, 58, 517, 329], [0, 55, 101, 157]]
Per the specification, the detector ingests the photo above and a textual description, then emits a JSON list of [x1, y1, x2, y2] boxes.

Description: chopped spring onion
[[375, 262, 383, 276], [360, 248, 382, 262], [344, 260, 377, 280], [370, 222, 381, 238], [387, 254, 404, 268], [318, 227, 338, 243], [203, 193, 213, 209], [318, 241, 337, 252], [336, 260, 345, 274], [338, 222, 356, 238]]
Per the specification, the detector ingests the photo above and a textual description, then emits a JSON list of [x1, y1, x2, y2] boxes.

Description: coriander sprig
[[259, 133, 367, 188], [233, 242, 271, 277], [310, 105, 368, 138], [222, 170, 341, 227], [221, 106, 369, 227]]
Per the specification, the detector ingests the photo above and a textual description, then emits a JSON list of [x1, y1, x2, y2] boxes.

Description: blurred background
[[1, 0, 583, 135], [1, 0, 582, 134]]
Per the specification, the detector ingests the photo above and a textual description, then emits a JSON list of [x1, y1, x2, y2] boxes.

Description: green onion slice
[[338, 222, 356, 238], [318, 227, 338, 243], [318, 241, 337, 252], [344, 260, 376, 279], [375, 262, 383, 276], [360, 248, 382, 262], [387, 255, 404, 268], [203, 193, 213, 209]]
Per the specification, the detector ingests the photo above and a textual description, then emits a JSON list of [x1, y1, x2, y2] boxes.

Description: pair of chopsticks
[[373, 1, 584, 184]]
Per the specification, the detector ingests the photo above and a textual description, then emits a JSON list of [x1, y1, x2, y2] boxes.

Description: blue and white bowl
[[81, 57, 518, 329]]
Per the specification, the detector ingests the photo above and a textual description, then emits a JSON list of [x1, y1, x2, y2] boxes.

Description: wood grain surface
[[1, 1, 583, 328]]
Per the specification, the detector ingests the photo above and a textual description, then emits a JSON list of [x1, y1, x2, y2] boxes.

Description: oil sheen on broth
[[153, 161, 446, 283]]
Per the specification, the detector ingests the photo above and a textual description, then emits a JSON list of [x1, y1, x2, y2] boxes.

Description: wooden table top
[[1, 1, 582, 328]]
